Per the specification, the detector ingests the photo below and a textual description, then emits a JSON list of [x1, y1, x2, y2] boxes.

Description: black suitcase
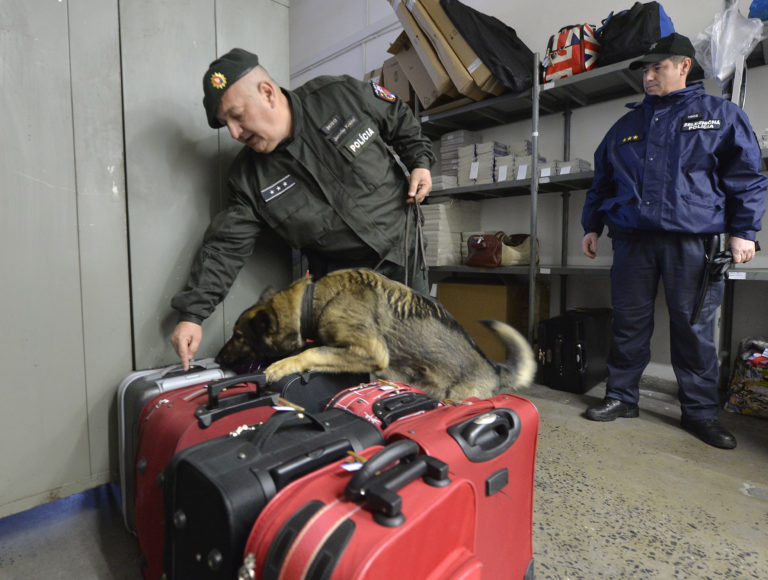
[[268, 370, 369, 412], [536, 308, 612, 393], [161, 408, 385, 580]]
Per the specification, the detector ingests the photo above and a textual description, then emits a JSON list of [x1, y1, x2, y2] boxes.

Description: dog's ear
[[258, 286, 278, 303], [249, 309, 277, 336]]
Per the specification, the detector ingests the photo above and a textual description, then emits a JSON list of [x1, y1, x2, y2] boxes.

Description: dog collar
[[300, 282, 317, 342]]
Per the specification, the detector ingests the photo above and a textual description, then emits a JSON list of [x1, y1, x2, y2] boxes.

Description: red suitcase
[[385, 394, 539, 580], [325, 379, 440, 429], [240, 440, 483, 580], [133, 373, 280, 580]]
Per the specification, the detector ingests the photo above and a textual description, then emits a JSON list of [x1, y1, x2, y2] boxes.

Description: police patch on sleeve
[[260, 175, 296, 203], [371, 81, 396, 103]]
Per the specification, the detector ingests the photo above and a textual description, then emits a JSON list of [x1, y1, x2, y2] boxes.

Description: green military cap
[[202, 48, 259, 128]]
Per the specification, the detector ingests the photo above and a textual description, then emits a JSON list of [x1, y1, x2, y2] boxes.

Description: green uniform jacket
[[172, 75, 435, 324]]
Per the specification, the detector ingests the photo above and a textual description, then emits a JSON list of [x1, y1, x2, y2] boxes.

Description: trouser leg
[[661, 235, 723, 419], [605, 238, 660, 404]]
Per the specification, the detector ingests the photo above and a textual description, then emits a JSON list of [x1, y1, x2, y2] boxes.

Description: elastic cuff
[[178, 313, 205, 325]]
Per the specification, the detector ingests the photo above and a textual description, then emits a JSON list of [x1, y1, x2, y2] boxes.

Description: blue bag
[[596, 1, 675, 66], [749, 0, 768, 21]]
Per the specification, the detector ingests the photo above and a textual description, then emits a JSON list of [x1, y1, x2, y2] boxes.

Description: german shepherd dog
[[216, 269, 536, 400]]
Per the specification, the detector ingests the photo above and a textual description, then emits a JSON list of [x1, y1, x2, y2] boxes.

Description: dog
[[216, 268, 536, 400]]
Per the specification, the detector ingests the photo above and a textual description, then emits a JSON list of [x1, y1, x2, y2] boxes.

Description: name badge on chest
[[260, 175, 296, 203], [344, 126, 377, 157], [681, 117, 722, 132]]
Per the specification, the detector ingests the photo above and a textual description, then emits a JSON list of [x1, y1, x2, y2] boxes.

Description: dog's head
[[215, 283, 305, 369]]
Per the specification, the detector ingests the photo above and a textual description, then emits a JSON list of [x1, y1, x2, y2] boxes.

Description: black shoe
[[586, 397, 639, 422], [681, 417, 737, 449]]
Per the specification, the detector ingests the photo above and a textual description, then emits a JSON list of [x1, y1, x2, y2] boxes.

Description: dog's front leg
[[264, 342, 389, 383]]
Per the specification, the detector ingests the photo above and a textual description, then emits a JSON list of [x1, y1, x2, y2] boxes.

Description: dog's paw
[[264, 358, 303, 383]]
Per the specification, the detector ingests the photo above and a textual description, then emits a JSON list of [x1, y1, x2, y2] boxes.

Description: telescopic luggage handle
[[344, 440, 450, 527]]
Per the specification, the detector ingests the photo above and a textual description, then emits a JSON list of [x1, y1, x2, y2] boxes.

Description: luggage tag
[[272, 397, 305, 413], [342, 450, 369, 472]]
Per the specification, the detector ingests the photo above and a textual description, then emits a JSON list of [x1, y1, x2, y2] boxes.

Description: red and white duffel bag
[[326, 379, 441, 430], [543, 23, 601, 81]]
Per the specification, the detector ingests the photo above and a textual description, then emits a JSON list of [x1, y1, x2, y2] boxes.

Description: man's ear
[[681, 57, 692, 77], [259, 79, 278, 106]]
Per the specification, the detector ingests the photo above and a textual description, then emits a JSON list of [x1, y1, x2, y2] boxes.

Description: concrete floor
[[0, 378, 766, 579]]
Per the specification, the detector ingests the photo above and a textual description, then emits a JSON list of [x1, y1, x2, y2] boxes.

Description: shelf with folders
[[429, 171, 594, 201]]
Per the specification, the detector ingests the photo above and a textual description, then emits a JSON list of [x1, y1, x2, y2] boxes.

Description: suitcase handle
[[206, 373, 267, 407], [374, 392, 439, 428], [194, 373, 272, 429], [344, 440, 450, 527], [249, 409, 329, 450], [448, 408, 522, 462], [196, 392, 278, 429]]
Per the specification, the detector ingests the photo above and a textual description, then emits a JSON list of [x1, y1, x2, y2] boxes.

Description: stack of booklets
[[506, 154, 547, 180], [457, 141, 509, 187], [431, 175, 458, 191], [439, 130, 481, 180], [421, 201, 481, 266], [508, 139, 533, 156], [556, 158, 592, 175]]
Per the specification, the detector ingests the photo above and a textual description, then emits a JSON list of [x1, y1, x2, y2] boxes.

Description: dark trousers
[[606, 232, 724, 419]]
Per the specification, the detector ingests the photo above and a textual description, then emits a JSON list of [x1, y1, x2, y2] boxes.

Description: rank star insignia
[[371, 81, 396, 103], [210, 72, 227, 89], [260, 175, 296, 203]]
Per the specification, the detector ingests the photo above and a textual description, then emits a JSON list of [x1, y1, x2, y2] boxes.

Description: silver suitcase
[[116, 358, 233, 532]]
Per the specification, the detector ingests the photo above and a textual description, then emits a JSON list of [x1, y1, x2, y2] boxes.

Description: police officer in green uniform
[[171, 49, 435, 369]]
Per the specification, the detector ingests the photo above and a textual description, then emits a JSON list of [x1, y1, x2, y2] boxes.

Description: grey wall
[[0, 0, 290, 518]]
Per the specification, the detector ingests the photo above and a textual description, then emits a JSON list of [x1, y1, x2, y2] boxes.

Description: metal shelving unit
[[419, 42, 768, 346]]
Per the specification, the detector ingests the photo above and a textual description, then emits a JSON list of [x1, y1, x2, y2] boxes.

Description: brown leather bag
[[464, 232, 536, 268], [464, 234, 503, 267]]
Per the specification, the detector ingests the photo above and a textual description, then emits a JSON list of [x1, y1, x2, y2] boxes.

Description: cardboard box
[[363, 67, 383, 84], [417, 0, 504, 96], [387, 1, 458, 103], [405, 0, 486, 101], [437, 280, 550, 362], [388, 32, 445, 109], [382, 56, 412, 103]]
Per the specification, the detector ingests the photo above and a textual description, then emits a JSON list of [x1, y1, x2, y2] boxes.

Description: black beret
[[202, 48, 259, 128]]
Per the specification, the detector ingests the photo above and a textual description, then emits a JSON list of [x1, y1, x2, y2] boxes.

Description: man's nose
[[226, 121, 242, 140]]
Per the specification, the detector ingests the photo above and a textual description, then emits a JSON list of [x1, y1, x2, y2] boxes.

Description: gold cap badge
[[210, 72, 227, 89]]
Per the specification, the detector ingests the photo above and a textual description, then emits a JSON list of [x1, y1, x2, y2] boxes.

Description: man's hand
[[171, 321, 203, 371], [407, 168, 432, 204], [728, 236, 756, 263], [582, 232, 598, 259]]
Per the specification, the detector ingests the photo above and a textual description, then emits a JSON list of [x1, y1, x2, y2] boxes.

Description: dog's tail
[[481, 320, 537, 390]]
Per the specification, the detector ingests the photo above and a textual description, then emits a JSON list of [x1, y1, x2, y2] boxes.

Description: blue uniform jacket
[[582, 83, 767, 240]]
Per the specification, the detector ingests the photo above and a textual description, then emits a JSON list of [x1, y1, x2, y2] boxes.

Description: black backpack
[[596, 1, 675, 66], [440, 0, 535, 93]]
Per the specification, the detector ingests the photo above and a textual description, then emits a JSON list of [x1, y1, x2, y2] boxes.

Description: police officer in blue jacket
[[581, 34, 768, 448]]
